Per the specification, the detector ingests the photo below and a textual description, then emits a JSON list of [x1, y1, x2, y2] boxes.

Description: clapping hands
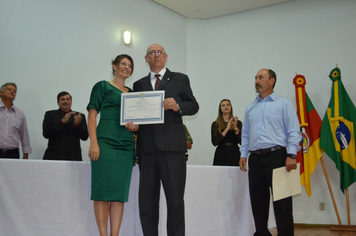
[[227, 116, 239, 134]]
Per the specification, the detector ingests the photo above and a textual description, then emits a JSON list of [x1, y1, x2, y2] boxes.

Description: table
[[0, 159, 259, 236]]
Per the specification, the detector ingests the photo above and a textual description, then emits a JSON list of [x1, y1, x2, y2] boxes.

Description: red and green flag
[[320, 67, 356, 192], [293, 74, 324, 197]]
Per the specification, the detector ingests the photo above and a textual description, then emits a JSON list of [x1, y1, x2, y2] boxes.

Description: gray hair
[[0, 82, 17, 98]]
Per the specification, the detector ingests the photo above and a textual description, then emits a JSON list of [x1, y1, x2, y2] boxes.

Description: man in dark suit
[[133, 44, 199, 236], [42, 91, 88, 161]]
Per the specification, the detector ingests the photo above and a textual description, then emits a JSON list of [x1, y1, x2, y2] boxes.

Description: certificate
[[120, 91, 165, 125]]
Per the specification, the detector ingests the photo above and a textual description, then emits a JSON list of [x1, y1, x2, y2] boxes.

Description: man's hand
[[187, 141, 192, 149], [285, 156, 297, 172], [73, 112, 82, 126], [62, 111, 76, 123], [239, 157, 247, 171], [162, 98, 180, 112], [125, 122, 139, 132]]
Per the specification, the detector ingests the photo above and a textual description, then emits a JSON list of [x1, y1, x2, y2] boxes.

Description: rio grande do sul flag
[[293, 75, 323, 197], [320, 67, 356, 192]]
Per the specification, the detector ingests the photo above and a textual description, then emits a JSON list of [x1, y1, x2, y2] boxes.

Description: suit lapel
[[142, 74, 154, 91], [57, 109, 65, 119], [157, 69, 172, 90]]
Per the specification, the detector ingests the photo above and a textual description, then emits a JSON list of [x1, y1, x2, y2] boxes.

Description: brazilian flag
[[320, 67, 356, 192]]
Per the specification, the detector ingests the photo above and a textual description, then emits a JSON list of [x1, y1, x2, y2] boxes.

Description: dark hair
[[111, 54, 134, 76], [215, 99, 234, 133], [268, 69, 277, 88], [57, 91, 72, 102]]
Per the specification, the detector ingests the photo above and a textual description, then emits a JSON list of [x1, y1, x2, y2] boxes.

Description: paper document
[[272, 163, 301, 201]]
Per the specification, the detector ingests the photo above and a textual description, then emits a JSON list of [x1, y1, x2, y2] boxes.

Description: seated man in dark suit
[[42, 91, 88, 161]]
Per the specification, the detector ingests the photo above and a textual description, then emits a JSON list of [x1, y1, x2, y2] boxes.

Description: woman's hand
[[226, 117, 233, 130], [222, 118, 233, 137], [232, 116, 239, 134], [87, 108, 99, 161], [88, 142, 100, 161]]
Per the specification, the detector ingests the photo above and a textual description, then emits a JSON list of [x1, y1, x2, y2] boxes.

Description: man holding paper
[[239, 69, 301, 236], [133, 44, 199, 236]]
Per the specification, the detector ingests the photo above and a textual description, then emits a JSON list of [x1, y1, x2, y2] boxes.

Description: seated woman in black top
[[211, 99, 242, 166]]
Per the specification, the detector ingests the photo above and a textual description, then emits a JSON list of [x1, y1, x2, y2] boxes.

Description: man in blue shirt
[[239, 69, 301, 236]]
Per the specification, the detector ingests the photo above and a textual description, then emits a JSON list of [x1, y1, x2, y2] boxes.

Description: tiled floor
[[269, 226, 356, 236]]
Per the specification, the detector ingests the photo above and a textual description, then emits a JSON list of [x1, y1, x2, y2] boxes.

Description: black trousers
[[248, 148, 294, 236], [138, 150, 186, 236], [0, 149, 20, 159]]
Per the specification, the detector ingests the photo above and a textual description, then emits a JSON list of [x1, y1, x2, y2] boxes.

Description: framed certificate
[[120, 91, 165, 125]]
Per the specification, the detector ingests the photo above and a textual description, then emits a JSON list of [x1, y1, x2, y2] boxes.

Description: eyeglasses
[[147, 50, 166, 56]]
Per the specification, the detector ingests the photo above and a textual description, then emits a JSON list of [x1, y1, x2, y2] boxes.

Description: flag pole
[[328, 179, 356, 232], [346, 188, 350, 224], [319, 156, 341, 224]]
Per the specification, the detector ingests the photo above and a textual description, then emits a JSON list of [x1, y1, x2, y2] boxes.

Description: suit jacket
[[133, 68, 199, 155], [42, 109, 89, 161]]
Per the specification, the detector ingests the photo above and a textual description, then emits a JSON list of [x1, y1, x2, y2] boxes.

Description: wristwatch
[[287, 153, 296, 159]]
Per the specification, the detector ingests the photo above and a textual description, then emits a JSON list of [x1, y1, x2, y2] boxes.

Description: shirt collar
[[255, 91, 276, 102], [0, 100, 15, 110], [150, 68, 166, 81], [59, 108, 72, 114]]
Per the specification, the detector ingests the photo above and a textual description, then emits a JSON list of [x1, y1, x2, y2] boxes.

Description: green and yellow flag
[[320, 67, 356, 192]]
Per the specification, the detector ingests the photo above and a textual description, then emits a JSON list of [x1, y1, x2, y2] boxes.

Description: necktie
[[154, 74, 160, 90]]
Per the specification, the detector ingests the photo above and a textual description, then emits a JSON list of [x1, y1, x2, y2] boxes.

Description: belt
[[0, 148, 19, 154], [222, 142, 235, 146], [250, 146, 284, 155]]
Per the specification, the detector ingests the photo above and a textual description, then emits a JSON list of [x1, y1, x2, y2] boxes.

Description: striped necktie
[[154, 74, 161, 90]]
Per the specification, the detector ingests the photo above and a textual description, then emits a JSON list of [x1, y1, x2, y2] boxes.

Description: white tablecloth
[[0, 159, 259, 236]]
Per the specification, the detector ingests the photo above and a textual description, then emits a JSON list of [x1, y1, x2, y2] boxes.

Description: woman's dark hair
[[111, 54, 134, 76]]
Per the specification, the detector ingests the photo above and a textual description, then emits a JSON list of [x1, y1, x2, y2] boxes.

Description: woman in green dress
[[87, 54, 138, 236]]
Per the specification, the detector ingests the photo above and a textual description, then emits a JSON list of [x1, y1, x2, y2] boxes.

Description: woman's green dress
[[87, 81, 135, 202]]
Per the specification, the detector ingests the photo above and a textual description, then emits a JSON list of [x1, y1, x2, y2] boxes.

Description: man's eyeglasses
[[147, 50, 166, 56]]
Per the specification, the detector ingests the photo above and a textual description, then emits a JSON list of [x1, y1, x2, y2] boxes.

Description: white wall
[[1, 0, 356, 226], [185, 0, 356, 225], [185, 0, 356, 166], [0, 0, 187, 162]]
